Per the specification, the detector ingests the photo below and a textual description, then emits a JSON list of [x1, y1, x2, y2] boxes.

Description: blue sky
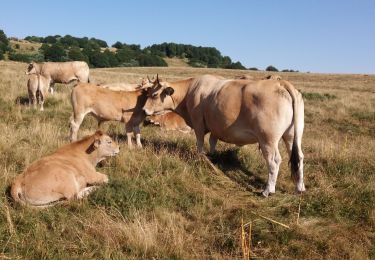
[[1, 0, 374, 73]]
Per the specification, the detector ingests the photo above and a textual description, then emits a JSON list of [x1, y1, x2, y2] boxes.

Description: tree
[[89, 51, 110, 68], [112, 41, 123, 49], [266, 65, 278, 72], [68, 46, 89, 62], [226, 61, 246, 70], [138, 54, 167, 67], [43, 43, 66, 61]]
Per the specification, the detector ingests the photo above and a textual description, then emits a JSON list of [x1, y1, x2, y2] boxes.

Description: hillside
[[2, 32, 246, 69], [0, 61, 374, 259]]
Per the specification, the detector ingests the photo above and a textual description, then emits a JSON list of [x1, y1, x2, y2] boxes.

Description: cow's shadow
[[139, 136, 266, 195], [209, 149, 266, 194]]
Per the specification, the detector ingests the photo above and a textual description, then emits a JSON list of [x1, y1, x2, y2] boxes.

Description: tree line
[[1, 29, 298, 72]]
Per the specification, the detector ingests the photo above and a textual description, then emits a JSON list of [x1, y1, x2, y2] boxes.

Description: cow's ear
[[164, 87, 174, 96], [156, 74, 160, 84]]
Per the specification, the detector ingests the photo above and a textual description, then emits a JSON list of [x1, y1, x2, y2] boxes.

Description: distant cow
[[11, 131, 119, 207], [143, 75, 305, 197], [148, 111, 191, 133], [26, 61, 90, 93], [70, 83, 148, 148], [27, 74, 50, 111]]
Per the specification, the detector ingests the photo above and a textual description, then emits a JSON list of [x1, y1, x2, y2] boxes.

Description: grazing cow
[[143, 75, 305, 196], [11, 131, 119, 207], [27, 74, 50, 111], [70, 83, 148, 148], [26, 61, 90, 93], [264, 74, 282, 80], [148, 111, 191, 133]]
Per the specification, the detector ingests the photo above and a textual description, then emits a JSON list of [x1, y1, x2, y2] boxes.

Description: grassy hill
[[0, 61, 374, 258]]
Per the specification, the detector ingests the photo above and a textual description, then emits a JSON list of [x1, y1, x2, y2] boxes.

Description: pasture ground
[[0, 61, 374, 259]]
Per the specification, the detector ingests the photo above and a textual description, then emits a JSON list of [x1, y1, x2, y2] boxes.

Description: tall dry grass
[[0, 60, 374, 259]]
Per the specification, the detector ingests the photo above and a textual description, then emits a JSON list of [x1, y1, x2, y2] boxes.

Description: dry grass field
[[0, 60, 374, 259]]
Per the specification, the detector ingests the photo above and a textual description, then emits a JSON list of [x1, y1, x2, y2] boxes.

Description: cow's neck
[[170, 79, 191, 112], [169, 79, 193, 125]]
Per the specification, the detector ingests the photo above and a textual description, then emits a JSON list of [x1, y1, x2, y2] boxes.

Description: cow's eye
[[152, 93, 158, 98], [107, 140, 112, 144]]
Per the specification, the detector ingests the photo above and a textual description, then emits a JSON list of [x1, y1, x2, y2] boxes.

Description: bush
[[266, 65, 278, 72], [8, 52, 44, 62], [68, 46, 89, 62], [226, 61, 246, 70], [112, 41, 123, 49], [15, 43, 20, 49], [43, 43, 66, 61], [248, 67, 258, 71], [89, 51, 110, 68], [138, 54, 167, 67]]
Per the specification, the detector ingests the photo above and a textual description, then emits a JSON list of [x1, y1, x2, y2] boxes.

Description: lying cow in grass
[[11, 131, 119, 207], [147, 111, 191, 133], [27, 74, 50, 111], [143, 75, 305, 197], [26, 61, 90, 94], [70, 82, 150, 148]]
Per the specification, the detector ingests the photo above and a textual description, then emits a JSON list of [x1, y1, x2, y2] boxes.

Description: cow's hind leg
[[260, 142, 282, 197], [77, 186, 99, 199], [70, 112, 87, 142], [28, 89, 36, 108]]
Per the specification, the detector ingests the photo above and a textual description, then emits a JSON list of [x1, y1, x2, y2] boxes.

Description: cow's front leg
[[209, 134, 218, 154], [193, 125, 206, 154], [125, 123, 134, 149], [86, 171, 109, 185], [133, 125, 142, 148]]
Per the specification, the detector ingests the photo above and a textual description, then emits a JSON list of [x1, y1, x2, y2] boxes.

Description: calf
[[11, 131, 119, 207], [70, 83, 148, 148]]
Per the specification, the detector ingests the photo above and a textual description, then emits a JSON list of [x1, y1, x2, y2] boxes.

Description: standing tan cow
[[143, 75, 305, 196], [70, 83, 148, 148], [11, 131, 119, 207], [27, 74, 50, 111], [26, 61, 90, 93]]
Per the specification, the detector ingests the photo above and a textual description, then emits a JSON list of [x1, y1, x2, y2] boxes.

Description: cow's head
[[136, 76, 155, 89], [90, 131, 120, 160], [143, 75, 175, 116], [25, 62, 38, 75]]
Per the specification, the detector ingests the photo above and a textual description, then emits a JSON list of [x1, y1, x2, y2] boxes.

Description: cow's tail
[[87, 77, 90, 83], [11, 176, 26, 206], [282, 81, 304, 182]]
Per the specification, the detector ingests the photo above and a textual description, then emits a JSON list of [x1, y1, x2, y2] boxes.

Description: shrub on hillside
[[248, 67, 258, 71], [266, 65, 278, 72], [226, 61, 246, 70], [138, 54, 167, 67], [8, 52, 44, 62], [68, 46, 89, 63], [89, 51, 110, 68], [43, 43, 66, 61]]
